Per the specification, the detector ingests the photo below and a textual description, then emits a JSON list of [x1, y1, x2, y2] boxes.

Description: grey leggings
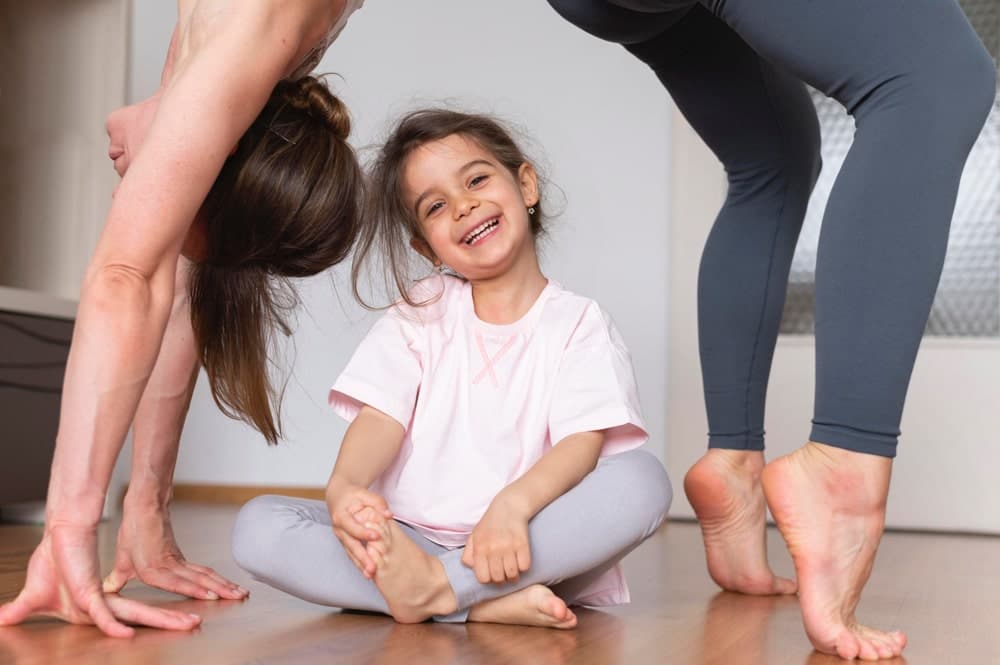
[[548, 0, 997, 457], [231, 450, 671, 622]]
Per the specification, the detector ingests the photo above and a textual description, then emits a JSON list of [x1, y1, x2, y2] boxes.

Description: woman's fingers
[[105, 595, 201, 631], [82, 590, 134, 638], [182, 562, 246, 597], [142, 568, 224, 601], [102, 567, 131, 594], [169, 565, 246, 600], [0, 594, 35, 627]]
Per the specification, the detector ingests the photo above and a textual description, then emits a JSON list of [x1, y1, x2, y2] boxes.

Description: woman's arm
[[1, 3, 333, 637], [48, 0, 312, 530], [463, 432, 605, 584], [101, 257, 246, 602], [122, 257, 199, 519]]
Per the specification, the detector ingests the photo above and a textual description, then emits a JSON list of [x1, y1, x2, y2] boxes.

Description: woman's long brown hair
[[190, 76, 363, 443]]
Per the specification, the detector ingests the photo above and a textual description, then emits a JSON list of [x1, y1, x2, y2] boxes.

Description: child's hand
[[326, 480, 393, 579], [462, 499, 532, 584]]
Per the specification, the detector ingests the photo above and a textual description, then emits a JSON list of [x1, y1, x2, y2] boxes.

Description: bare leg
[[685, 450, 795, 595], [762, 443, 906, 660]]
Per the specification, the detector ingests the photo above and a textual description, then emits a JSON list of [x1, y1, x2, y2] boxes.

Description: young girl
[[232, 109, 672, 627]]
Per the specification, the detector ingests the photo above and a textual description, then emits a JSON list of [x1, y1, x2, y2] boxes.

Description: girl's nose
[[455, 196, 479, 219]]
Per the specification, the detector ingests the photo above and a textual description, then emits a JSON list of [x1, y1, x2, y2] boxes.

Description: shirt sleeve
[[329, 306, 423, 429], [549, 303, 648, 456]]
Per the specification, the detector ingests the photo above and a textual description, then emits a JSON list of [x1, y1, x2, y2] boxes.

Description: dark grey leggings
[[548, 0, 996, 457], [231, 450, 671, 622]]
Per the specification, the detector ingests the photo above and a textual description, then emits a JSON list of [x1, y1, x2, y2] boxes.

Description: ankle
[[797, 442, 892, 506], [707, 448, 765, 475], [416, 559, 458, 617]]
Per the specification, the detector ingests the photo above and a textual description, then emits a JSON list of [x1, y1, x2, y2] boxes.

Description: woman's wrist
[[122, 478, 173, 515], [122, 492, 171, 517], [45, 493, 107, 530]]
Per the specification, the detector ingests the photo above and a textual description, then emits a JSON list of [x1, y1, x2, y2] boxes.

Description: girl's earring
[[528, 206, 536, 215], [436, 263, 448, 274]]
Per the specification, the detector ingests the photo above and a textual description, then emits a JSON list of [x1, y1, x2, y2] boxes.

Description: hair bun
[[281, 75, 351, 141]]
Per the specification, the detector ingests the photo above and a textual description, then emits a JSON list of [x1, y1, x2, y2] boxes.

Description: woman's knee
[[925, 42, 995, 147], [869, 39, 995, 151]]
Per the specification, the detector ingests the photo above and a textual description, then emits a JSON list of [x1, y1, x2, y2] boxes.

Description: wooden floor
[[1, 503, 999, 665]]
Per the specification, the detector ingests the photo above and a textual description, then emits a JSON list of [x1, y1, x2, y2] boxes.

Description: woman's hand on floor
[[463, 500, 532, 585], [326, 480, 393, 579], [102, 505, 247, 602], [0, 523, 202, 637]]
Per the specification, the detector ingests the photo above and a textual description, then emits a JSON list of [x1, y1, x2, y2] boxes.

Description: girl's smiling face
[[403, 134, 540, 282]]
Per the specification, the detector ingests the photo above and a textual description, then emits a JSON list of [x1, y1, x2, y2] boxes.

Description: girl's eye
[[426, 201, 444, 216], [470, 174, 488, 187]]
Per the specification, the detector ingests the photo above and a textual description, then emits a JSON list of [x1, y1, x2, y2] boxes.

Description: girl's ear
[[410, 236, 439, 266], [518, 162, 540, 208]]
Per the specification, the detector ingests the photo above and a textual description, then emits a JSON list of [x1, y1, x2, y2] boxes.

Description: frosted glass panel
[[780, 0, 1000, 337]]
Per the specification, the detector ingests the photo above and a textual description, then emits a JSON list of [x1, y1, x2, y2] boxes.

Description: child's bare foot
[[684, 449, 796, 595], [365, 519, 458, 623], [762, 442, 907, 661], [468, 585, 577, 629]]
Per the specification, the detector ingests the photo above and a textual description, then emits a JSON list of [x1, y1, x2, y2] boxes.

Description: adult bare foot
[[365, 519, 458, 623], [468, 585, 577, 629], [762, 442, 907, 661], [684, 449, 796, 595]]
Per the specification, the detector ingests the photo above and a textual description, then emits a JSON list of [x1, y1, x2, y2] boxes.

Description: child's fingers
[[461, 535, 475, 568], [489, 554, 506, 584], [473, 553, 492, 584], [346, 542, 373, 575], [502, 554, 520, 583], [334, 529, 375, 573], [356, 490, 392, 517], [516, 545, 531, 572], [337, 510, 381, 542]]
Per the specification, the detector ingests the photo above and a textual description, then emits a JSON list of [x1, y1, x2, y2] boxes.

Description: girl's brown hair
[[190, 75, 362, 444], [353, 109, 546, 309]]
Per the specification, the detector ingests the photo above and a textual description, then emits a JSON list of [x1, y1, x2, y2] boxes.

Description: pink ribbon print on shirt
[[473, 331, 517, 388]]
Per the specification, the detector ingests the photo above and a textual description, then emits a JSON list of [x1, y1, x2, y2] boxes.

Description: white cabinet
[[0, 0, 129, 299], [0, 1, 129, 510]]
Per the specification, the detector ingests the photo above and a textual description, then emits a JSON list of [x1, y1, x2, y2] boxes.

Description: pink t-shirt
[[329, 275, 648, 606]]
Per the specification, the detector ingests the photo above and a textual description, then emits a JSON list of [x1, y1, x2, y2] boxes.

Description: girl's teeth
[[466, 219, 498, 244]]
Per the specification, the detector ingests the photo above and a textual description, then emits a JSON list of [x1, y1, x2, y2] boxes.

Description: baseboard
[[172, 484, 325, 504], [144, 484, 325, 505]]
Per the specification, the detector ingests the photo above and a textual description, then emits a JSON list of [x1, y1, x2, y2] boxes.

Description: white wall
[[127, 1, 673, 488]]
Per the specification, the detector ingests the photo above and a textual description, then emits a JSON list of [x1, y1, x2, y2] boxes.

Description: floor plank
[[1, 503, 998, 664]]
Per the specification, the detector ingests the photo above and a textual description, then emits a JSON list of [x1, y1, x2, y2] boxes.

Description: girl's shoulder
[[387, 274, 465, 327], [542, 284, 629, 351]]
